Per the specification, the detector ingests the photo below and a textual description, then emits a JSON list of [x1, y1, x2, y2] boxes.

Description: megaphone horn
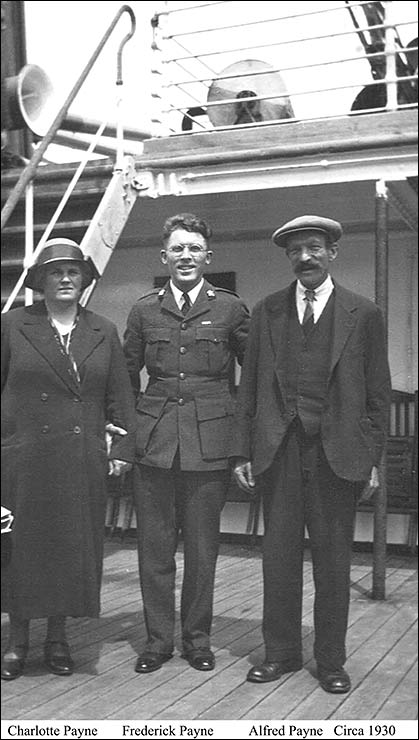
[[4, 64, 55, 137], [2, 64, 151, 143]]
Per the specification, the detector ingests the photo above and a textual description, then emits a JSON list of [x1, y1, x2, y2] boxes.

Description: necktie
[[181, 292, 191, 315], [302, 289, 316, 329]]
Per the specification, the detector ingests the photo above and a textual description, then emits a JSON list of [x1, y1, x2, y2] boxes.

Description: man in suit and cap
[[233, 215, 391, 693], [123, 213, 249, 675]]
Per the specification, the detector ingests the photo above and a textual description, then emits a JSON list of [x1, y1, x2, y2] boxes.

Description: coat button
[[73, 426, 81, 434], [73, 397, 80, 402], [41, 425, 50, 433], [179, 346, 187, 354], [179, 372, 186, 380], [40, 393, 48, 401], [178, 398, 185, 406], [181, 323, 187, 330]]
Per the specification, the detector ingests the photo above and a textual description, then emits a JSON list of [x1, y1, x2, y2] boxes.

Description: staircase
[[1, 155, 139, 310]]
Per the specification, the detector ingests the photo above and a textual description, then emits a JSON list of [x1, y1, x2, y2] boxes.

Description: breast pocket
[[195, 326, 230, 374], [195, 397, 235, 460], [144, 328, 172, 373]]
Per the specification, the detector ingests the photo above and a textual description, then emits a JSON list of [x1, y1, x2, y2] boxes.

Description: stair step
[[2, 220, 91, 236], [1, 160, 114, 186]]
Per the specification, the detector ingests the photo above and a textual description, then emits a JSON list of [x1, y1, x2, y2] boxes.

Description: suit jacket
[[1, 301, 136, 618], [123, 280, 250, 471], [232, 281, 392, 481]]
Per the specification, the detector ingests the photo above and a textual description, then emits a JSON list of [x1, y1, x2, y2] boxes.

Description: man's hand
[[108, 459, 132, 477], [234, 459, 256, 494], [359, 465, 380, 503], [105, 423, 127, 455]]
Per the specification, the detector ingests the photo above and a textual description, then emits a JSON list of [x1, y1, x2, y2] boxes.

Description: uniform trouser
[[134, 461, 229, 655], [260, 421, 361, 670]]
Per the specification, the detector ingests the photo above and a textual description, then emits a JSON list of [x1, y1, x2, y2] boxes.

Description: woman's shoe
[[44, 641, 74, 676], [1, 645, 28, 681]]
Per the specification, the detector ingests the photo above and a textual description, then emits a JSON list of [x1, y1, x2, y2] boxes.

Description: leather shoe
[[318, 666, 351, 694], [135, 653, 172, 674], [247, 660, 302, 683], [182, 649, 215, 671], [1, 646, 28, 681], [44, 641, 74, 676]]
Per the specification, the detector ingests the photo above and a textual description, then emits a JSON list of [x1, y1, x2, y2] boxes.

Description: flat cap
[[271, 215, 343, 248]]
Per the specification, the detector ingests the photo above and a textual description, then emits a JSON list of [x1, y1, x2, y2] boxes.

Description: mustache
[[297, 263, 318, 270]]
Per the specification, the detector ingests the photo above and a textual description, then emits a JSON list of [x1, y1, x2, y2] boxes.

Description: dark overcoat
[[232, 281, 392, 481], [123, 280, 250, 471], [1, 302, 136, 619]]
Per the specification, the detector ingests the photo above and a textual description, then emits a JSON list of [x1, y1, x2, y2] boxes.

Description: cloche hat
[[24, 238, 99, 291]]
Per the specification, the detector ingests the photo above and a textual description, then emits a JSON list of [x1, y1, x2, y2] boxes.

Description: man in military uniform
[[123, 213, 249, 674]]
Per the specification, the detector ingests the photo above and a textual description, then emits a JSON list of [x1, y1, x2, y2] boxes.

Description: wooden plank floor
[[1, 538, 417, 721]]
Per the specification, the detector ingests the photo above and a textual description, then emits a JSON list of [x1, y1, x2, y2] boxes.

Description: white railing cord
[[24, 182, 34, 307]]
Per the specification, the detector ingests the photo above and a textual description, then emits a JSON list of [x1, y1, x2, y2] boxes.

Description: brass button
[[179, 372, 186, 380], [181, 323, 187, 330], [73, 426, 81, 434], [179, 346, 187, 354], [178, 398, 185, 406], [41, 425, 50, 433], [40, 393, 48, 401]]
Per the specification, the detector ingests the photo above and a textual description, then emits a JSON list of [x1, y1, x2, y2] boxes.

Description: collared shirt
[[170, 278, 204, 310], [295, 274, 334, 324]]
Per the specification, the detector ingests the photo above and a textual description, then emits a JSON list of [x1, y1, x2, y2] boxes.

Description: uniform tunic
[[1, 302, 136, 619], [124, 280, 250, 470]]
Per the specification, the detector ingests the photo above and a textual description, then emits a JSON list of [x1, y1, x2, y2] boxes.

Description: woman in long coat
[[1, 238, 136, 680]]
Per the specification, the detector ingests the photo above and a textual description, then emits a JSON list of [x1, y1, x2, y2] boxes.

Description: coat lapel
[[19, 303, 80, 394], [159, 280, 212, 322], [19, 304, 105, 394], [70, 308, 105, 370], [329, 283, 358, 380], [265, 285, 294, 393], [160, 283, 183, 319], [184, 281, 212, 322]]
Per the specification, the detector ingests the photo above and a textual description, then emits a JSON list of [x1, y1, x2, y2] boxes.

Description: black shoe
[[135, 652, 173, 674], [246, 659, 302, 683], [44, 641, 74, 676], [182, 649, 215, 671], [318, 666, 351, 694], [1, 646, 28, 681]]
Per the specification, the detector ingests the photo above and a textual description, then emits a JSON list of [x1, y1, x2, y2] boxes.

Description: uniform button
[[179, 346, 187, 354], [178, 398, 185, 406], [73, 426, 81, 434], [179, 372, 186, 380], [41, 425, 50, 433], [40, 393, 48, 401], [73, 397, 80, 402], [181, 323, 187, 330]]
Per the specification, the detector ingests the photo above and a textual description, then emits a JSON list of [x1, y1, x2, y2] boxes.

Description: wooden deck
[[1, 538, 417, 722]]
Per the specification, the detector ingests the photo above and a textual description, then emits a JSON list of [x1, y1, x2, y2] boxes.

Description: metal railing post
[[373, 178, 389, 600]]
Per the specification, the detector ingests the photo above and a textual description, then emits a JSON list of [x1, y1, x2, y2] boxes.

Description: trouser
[[260, 421, 361, 669], [134, 461, 229, 655]]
